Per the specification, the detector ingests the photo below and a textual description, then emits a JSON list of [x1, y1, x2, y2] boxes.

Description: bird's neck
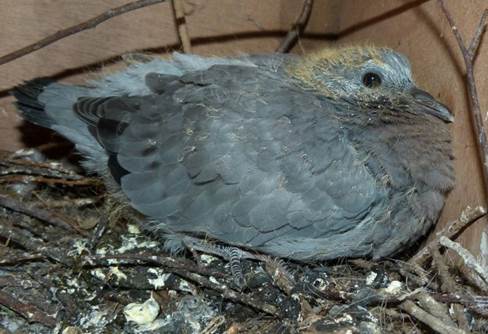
[[347, 116, 454, 193]]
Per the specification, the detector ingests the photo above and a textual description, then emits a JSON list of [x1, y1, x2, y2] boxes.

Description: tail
[[13, 79, 57, 129], [13, 79, 106, 172]]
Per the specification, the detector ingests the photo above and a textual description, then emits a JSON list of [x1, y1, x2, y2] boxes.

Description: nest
[[0, 148, 487, 334], [1, 1, 488, 333]]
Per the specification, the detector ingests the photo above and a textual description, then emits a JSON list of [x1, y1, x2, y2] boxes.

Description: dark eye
[[362, 72, 382, 88]]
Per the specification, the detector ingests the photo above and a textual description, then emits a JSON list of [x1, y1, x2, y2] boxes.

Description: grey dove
[[14, 46, 455, 261]]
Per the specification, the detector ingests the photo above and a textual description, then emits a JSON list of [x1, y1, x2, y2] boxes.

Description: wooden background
[[0, 0, 486, 255]]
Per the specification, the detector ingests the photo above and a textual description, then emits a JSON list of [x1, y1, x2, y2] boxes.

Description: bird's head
[[287, 46, 453, 123]]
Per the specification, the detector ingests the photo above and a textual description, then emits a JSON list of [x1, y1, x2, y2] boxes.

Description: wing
[[74, 64, 386, 260]]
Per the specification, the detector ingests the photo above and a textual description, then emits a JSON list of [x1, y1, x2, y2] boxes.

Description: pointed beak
[[410, 87, 453, 123]]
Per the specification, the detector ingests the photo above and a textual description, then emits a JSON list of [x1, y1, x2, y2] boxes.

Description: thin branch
[[415, 292, 455, 327], [468, 10, 488, 58], [431, 248, 469, 330], [0, 290, 57, 328], [409, 206, 486, 265], [439, 236, 488, 291], [0, 193, 87, 236], [0, 0, 168, 66], [0, 175, 100, 186], [84, 253, 280, 317], [171, 0, 192, 53], [0, 221, 73, 266], [276, 0, 314, 53], [438, 0, 488, 197], [399, 300, 467, 334]]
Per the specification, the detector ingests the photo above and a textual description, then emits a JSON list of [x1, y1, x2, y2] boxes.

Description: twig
[[88, 216, 109, 251], [415, 292, 456, 328], [0, 221, 73, 266], [410, 206, 486, 265], [431, 248, 469, 330], [171, 0, 192, 53], [83, 253, 281, 316], [399, 300, 466, 334], [174, 269, 281, 317], [429, 293, 488, 317], [0, 175, 100, 186], [276, 0, 314, 53], [0, 193, 87, 235], [0, 252, 44, 266], [439, 236, 488, 292], [0, 0, 168, 66], [438, 0, 488, 196], [0, 290, 57, 328], [84, 253, 224, 278], [0, 153, 87, 180], [388, 260, 433, 288]]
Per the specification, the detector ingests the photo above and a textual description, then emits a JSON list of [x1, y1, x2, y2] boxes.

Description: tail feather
[[13, 79, 56, 129], [13, 79, 107, 173]]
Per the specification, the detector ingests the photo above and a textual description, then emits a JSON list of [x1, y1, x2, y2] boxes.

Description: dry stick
[[439, 236, 488, 292], [399, 300, 466, 334], [438, 1, 488, 195], [415, 293, 455, 328], [0, 290, 57, 328], [276, 0, 314, 53], [431, 248, 469, 331], [410, 206, 486, 265], [0, 221, 73, 266], [171, 0, 192, 53], [169, 268, 281, 317], [84, 254, 280, 317], [0, 193, 87, 236], [0, 153, 86, 179], [431, 293, 488, 317], [0, 0, 168, 66], [85, 253, 225, 278], [0, 175, 100, 187]]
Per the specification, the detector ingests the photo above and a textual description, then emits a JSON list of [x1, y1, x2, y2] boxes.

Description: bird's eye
[[362, 72, 382, 88]]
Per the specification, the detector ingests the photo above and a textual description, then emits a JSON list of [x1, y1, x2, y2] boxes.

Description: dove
[[14, 46, 454, 261]]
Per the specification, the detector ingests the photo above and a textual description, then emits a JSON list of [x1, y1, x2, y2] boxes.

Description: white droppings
[[106, 259, 118, 265], [384, 280, 402, 294], [178, 280, 194, 293], [84, 291, 97, 301], [124, 295, 160, 325], [69, 240, 89, 256], [209, 276, 220, 285], [365, 271, 378, 286], [148, 268, 170, 289], [128, 224, 141, 234], [79, 306, 110, 329], [109, 267, 128, 282], [96, 247, 108, 255], [117, 236, 159, 253], [199, 254, 218, 264], [334, 313, 353, 323], [66, 278, 80, 288], [90, 269, 106, 281]]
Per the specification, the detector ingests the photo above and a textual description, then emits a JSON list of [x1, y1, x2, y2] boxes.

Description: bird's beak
[[410, 87, 454, 123]]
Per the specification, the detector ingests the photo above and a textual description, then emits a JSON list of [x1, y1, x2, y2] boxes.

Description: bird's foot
[[181, 236, 259, 288]]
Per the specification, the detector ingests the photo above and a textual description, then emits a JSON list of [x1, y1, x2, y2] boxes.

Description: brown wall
[[0, 0, 487, 254], [0, 0, 303, 150]]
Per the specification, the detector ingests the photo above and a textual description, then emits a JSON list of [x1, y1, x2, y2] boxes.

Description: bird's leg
[[182, 236, 258, 288]]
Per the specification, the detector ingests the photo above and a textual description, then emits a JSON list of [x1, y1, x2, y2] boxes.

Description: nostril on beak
[[410, 87, 454, 123]]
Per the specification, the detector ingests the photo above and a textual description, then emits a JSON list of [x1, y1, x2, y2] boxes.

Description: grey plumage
[[14, 47, 454, 261]]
